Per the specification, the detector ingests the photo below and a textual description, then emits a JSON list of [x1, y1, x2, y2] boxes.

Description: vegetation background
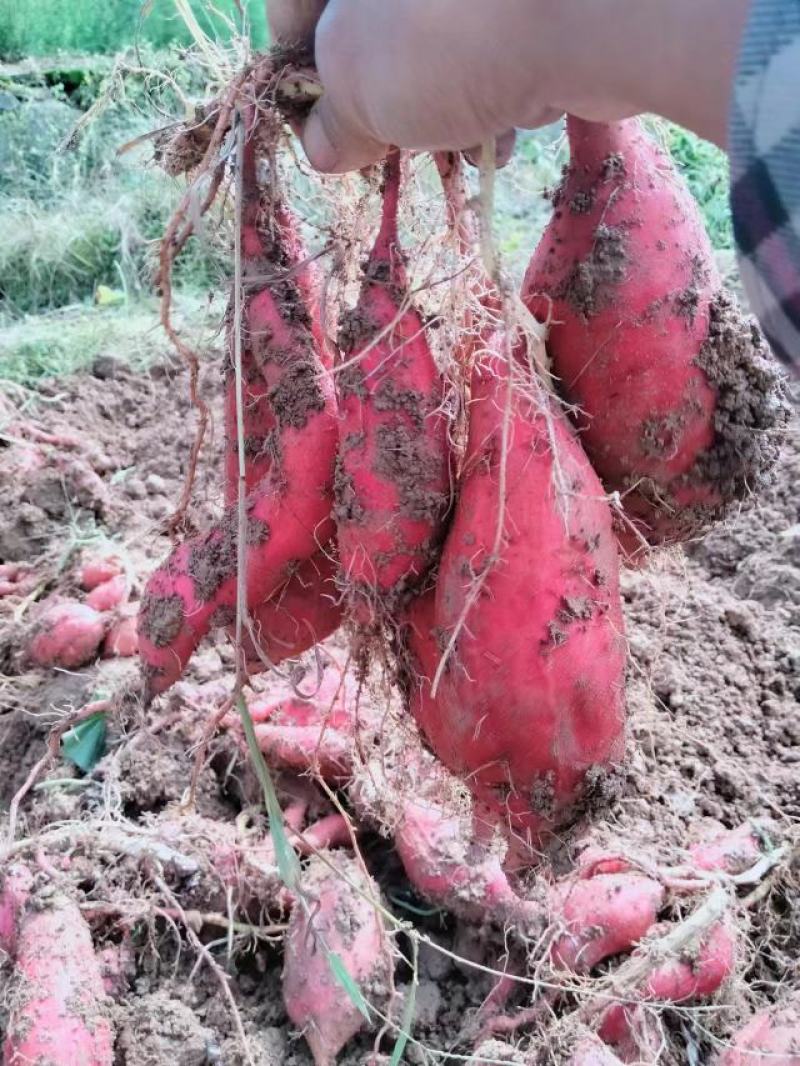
[[0, 0, 734, 387]]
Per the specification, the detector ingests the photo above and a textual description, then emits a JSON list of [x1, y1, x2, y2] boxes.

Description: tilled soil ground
[[0, 345, 797, 1066]]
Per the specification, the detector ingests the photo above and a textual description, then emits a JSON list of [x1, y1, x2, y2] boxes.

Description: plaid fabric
[[729, 0, 800, 370]]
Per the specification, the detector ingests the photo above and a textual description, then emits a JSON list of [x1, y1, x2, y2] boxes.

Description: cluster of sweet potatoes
[[137, 110, 785, 861], [18, 549, 138, 669]]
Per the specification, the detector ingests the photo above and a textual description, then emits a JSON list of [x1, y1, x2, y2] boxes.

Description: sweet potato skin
[[138, 322, 337, 697], [86, 573, 128, 612], [335, 151, 450, 623], [282, 855, 388, 1066], [242, 552, 342, 670], [3, 892, 113, 1066], [716, 995, 800, 1065], [549, 874, 664, 973], [28, 601, 108, 669], [523, 117, 784, 554], [425, 348, 626, 846]]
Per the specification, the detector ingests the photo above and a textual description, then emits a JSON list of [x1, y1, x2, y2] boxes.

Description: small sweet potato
[[283, 854, 389, 1065], [245, 670, 355, 782], [86, 573, 128, 612], [716, 994, 800, 1065], [79, 555, 123, 591], [102, 614, 139, 658], [3, 891, 113, 1066], [27, 601, 108, 669], [550, 873, 665, 973]]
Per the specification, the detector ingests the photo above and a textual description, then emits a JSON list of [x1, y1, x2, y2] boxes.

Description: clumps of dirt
[[115, 992, 217, 1066], [138, 593, 185, 649], [569, 190, 595, 215], [268, 358, 326, 430], [559, 224, 629, 317], [333, 454, 366, 526], [337, 309, 379, 356], [373, 379, 428, 430], [373, 424, 449, 521], [691, 290, 790, 504], [602, 152, 627, 181], [187, 508, 269, 603]]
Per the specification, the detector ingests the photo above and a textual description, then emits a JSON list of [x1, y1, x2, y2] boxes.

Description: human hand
[[268, 0, 751, 172]]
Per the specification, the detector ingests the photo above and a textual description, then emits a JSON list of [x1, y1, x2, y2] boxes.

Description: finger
[[301, 96, 388, 174], [463, 129, 519, 170], [267, 0, 327, 46]]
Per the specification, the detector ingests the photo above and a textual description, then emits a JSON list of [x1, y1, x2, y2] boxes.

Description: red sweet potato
[[716, 995, 800, 1065], [223, 114, 326, 504], [242, 551, 342, 670], [0, 865, 33, 958], [245, 669, 355, 782], [3, 891, 113, 1066], [79, 554, 123, 591], [598, 919, 736, 1054], [86, 573, 128, 612], [334, 150, 451, 625], [523, 117, 785, 556], [102, 614, 139, 658], [550, 873, 664, 973], [393, 794, 535, 925], [422, 344, 626, 849], [690, 821, 768, 876], [283, 854, 388, 1065], [138, 177, 338, 696], [27, 601, 108, 668]]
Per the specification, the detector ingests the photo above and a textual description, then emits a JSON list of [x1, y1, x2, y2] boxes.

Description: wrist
[[545, 0, 752, 145]]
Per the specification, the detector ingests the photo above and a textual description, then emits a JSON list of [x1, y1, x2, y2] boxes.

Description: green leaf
[[61, 712, 107, 772], [327, 951, 371, 1022], [390, 937, 418, 1066], [235, 694, 301, 891]]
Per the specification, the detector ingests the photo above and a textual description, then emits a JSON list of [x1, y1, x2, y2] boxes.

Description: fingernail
[[303, 107, 340, 173]]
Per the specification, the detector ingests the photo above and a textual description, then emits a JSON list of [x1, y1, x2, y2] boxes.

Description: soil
[[0, 345, 798, 1065]]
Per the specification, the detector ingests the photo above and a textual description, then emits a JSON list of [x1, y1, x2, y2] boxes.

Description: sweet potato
[[86, 573, 129, 612], [334, 150, 450, 625], [102, 614, 139, 658], [423, 345, 626, 849], [716, 995, 800, 1065], [393, 794, 536, 926], [3, 891, 113, 1066], [27, 600, 108, 669], [245, 669, 355, 782], [550, 873, 664, 973], [79, 554, 123, 591], [283, 854, 388, 1065], [223, 114, 326, 504], [598, 919, 736, 1054], [689, 821, 768, 876], [138, 175, 338, 697], [523, 117, 786, 556], [242, 551, 343, 670], [0, 864, 33, 958]]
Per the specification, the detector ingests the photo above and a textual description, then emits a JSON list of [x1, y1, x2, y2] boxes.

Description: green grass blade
[[327, 951, 371, 1022], [235, 693, 300, 891], [390, 936, 417, 1066]]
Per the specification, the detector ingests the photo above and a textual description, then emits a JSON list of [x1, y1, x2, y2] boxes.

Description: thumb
[[301, 96, 387, 174]]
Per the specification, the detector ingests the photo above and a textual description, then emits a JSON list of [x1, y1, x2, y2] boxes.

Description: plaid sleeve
[[729, 0, 800, 371]]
